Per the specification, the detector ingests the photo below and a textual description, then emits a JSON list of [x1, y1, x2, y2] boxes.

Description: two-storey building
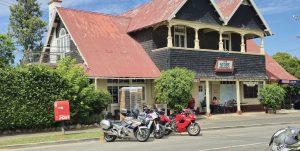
[[42, 0, 298, 116]]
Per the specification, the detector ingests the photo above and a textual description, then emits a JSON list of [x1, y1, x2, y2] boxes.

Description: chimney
[[49, 0, 62, 24]]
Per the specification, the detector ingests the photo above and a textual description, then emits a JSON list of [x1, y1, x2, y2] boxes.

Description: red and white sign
[[54, 100, 70, 121], [215, 58, 234, 72]]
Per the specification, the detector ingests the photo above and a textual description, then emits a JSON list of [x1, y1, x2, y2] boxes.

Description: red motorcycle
[[159, 108, 201, 136]]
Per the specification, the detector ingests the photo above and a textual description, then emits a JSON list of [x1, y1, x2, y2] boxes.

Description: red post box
[[54, 100, 70, 121]]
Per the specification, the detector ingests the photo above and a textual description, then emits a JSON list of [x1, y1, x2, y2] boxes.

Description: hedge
[[0, 66, 72, 131], [0, 63, 111, 131]]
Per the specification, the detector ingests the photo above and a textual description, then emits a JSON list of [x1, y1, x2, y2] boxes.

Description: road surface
[[12, 123, 300, 151]]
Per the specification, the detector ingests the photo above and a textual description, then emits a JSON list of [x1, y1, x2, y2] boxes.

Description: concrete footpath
[[199, 110, 300, 130], [1, 110, 300, 149]]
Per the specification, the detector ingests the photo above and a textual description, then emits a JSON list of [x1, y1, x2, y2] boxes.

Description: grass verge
[[0, 131, 103, 147]]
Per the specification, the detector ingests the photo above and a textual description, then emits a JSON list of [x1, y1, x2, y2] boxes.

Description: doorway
[[199, 82, 206, 112]]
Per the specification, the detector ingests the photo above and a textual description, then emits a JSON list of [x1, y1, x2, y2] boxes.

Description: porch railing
[[24, 51, 66, 65]]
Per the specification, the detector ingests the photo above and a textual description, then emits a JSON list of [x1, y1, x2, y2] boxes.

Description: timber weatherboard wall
[[152, 48, 267, 80]]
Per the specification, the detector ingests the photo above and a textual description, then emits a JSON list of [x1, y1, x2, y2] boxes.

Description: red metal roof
[[213, 0, 241, 20], [121, 0, 186, 32], [57, 8, 160, 78], [246, 40, 298, 81], [265, 55, 298, 81]]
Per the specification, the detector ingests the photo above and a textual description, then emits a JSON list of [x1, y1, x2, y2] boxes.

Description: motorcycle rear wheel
[[187, 123, 201, 136], [154, 125, 165, 139], [135, 129, 150, 142], [164, 129, 172, 136], [104, 133, 117, 142]]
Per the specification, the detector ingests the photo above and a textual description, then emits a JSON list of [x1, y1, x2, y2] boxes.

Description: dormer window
[[57, 28, 70, 56], [174, 25, 187, 48]]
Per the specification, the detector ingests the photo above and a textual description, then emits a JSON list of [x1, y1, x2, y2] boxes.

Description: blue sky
[[0, 0, 299, 62]]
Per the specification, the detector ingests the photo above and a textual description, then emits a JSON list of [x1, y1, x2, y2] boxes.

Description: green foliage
[[155, 67, 195, 110], [0, 65, 71, 131], [273, 52, 300, 79], [9, 0, 47, 63], [0, 34, 15, 68], [259, 84, 286, 110], [0, 57, 111, 131], [56, 56, 111, 124]]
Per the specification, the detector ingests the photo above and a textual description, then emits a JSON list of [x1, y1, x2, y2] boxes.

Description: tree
[[155, 67, 196, 110], [9, 0, 47, 64], [259, 84, 286, 113], [0, 34, 15, 68], [273, 52, 300, 79], [56, 56, 111, 124]]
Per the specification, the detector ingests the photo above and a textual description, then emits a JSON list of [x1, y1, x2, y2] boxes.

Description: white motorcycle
[[139, 107, 165, 139], [100, 110, 150, 142], [268, 127, 300, 151]]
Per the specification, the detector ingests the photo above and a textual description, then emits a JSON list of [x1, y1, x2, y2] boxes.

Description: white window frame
[[174, 25, 187, 48], [222, 33, 232, 51], [57, 28, 70, 59], [107, 79, 147, 105]]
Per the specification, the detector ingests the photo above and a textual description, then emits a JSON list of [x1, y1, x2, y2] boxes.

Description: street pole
[[61, 121, 65, 135]]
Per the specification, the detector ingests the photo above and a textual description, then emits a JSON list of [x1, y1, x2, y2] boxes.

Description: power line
[[0, 2, 9, 7], [0, 0, 12, 5]]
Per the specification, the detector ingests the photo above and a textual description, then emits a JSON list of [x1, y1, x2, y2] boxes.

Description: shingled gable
[[211, 0, 272, 35], [56, 8, 160, 78], [246, 40, 298, 81], [122, 0, 271, 35]]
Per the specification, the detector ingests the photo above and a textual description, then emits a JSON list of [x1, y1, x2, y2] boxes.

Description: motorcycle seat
[[111, 121, 122, 125]]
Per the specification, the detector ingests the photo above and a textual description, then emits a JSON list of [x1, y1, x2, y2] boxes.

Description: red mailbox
[[54, 100, 70, 121]]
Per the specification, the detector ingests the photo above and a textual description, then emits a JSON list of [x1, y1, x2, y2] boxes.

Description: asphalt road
[[12, 123, 300, 151]]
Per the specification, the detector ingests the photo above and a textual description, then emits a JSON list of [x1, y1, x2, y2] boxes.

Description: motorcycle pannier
[[100, 120, 112, 130]]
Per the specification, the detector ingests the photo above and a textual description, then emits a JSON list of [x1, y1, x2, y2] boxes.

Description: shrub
[[0, 57, 111, 131], [56, 57, 111, 124], [155, 67, 195, 110], [259, 84, 286, 111], [0, 65, 72, 131]]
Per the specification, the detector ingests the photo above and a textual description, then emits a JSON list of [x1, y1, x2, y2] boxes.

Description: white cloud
[[256, 0, 300, 15]]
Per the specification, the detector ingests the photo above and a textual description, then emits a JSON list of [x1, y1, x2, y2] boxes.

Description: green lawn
[[0, 131, 103, 147]]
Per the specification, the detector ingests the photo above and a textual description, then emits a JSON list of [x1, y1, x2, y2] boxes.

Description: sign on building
[[244, 82, 258, 87], [215, 58, 234, 73], [54, 100, 70, 121], [119, 87, 143, 120]]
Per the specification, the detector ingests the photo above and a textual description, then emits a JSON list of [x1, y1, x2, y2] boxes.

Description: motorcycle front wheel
[[154, 125, 165, 139], [104, 133, 117, 142], [135, 128, 150, 142], [187, 123, 201, 136]]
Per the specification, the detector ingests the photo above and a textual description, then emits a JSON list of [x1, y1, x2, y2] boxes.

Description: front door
[[199, 82, 206, 112]]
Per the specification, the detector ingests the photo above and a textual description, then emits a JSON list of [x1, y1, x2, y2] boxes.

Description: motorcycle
[[159, 108, 201, 136], [268, 127, 300, 151], [100, 110, 150, 142], [139, 107, 165, 139]]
